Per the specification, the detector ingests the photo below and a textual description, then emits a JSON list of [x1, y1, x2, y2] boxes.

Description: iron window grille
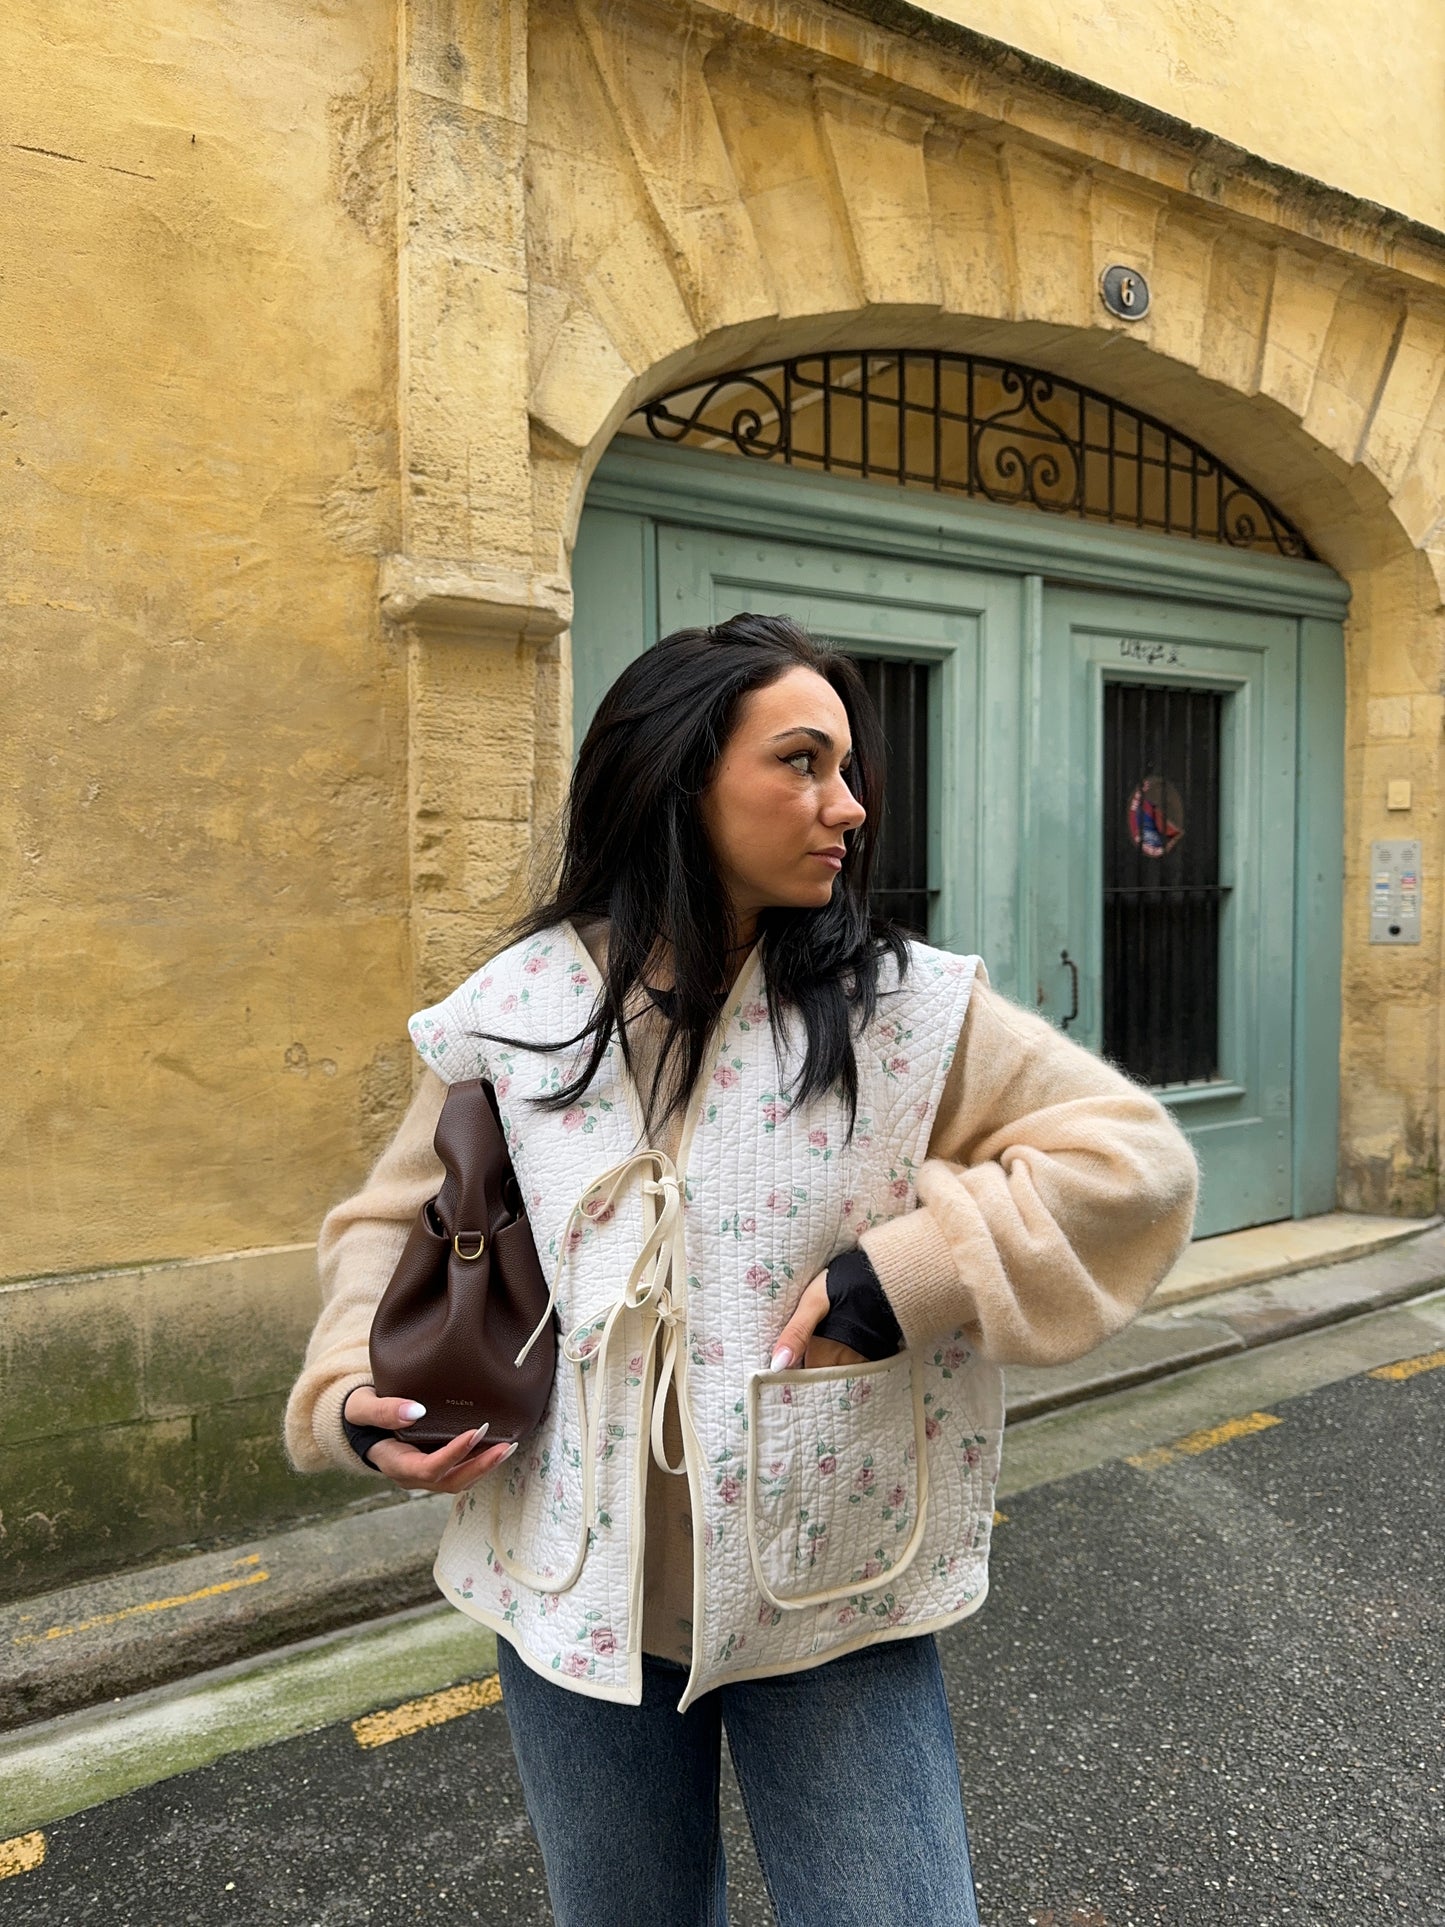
[[848, 655, 936, 938], [1102, 681, 1226, 1086], [629, 353, 1314, 560]]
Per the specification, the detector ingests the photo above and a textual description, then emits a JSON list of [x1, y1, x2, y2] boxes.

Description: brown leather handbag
[[368, 1078, 556, 1448]]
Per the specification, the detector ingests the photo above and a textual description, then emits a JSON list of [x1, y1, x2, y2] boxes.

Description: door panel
[[1034, 589, 1298, 1235], [655, 526, 1026, 967]]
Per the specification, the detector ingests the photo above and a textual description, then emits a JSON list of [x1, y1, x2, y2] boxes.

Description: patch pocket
[[745, 1352, 930, 1610]]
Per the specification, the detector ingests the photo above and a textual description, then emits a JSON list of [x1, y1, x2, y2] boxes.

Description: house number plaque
[[1100, 265, 1150, 320]]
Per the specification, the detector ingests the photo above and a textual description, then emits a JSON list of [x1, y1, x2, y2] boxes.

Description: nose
[[822, 770, 867, 831]]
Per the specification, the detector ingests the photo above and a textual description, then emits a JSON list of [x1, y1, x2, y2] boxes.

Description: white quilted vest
[[408, 920, 1004, 1711]]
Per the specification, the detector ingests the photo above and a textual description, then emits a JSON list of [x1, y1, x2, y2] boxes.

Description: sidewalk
[[4, 1220, 1443, 1736]]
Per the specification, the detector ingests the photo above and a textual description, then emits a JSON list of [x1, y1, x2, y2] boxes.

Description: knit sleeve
[[282, 1069, 448, 1475], [858, 980, 1198, 1367]]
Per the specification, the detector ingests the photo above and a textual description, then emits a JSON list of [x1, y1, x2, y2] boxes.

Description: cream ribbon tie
[[514, 1149, 690, 1534]]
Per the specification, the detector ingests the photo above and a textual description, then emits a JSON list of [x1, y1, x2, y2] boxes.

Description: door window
[[1102, 681, 1226, 1086], [850, 655, 936, 937]]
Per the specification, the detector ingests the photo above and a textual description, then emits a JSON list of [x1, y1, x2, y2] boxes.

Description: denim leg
[[495, 1640, 729, 1927], [721, 1634, 981, 1927]]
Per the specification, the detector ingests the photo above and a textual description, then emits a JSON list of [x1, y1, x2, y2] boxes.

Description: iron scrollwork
[[640, 373, 790, 462], [627, 351, 1315, 561], [971, 366, 1082, 517]]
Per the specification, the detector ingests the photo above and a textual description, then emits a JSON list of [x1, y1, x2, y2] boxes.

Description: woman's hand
[[343, 1386, 519, 1494], [768, 1271, 868, 1372]]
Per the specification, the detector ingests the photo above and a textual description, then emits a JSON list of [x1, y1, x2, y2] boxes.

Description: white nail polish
[[399, 1400, 426, 1421], [769, 1347, 793, 1372]]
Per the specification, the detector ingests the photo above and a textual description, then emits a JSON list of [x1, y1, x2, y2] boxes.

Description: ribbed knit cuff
[[311, 1372, 382, 1477], [859, 1208, 974, 1355]]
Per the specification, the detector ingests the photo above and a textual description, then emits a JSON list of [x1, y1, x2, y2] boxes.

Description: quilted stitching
[[745, 1353, 927, 1607], [408, 922, 1003, 1709]]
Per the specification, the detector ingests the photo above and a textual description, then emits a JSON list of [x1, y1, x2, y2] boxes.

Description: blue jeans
[[496, 1633, 981, 1927]]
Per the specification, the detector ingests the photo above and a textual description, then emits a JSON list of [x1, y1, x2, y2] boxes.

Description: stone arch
[[517, 0, 1445, 609]]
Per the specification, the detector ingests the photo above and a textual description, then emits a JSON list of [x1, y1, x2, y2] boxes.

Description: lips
[[810, 847, 846, 870]]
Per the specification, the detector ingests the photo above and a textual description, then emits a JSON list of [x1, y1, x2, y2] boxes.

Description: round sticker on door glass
[[1127, 776, 1184, 858]]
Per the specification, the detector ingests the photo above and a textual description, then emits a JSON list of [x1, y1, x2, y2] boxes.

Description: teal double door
[[573, 449, 1345, 1237]]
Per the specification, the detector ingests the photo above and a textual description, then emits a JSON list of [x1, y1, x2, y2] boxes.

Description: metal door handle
[[1059, 950, 1079, 1031]]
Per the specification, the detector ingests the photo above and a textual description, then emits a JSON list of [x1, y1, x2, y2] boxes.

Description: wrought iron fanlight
[[628, 352, 1314, 560]]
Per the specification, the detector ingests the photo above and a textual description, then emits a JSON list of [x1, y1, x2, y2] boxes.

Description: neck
[[644, 929, 757, 999]]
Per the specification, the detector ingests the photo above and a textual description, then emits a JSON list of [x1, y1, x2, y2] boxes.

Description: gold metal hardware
[[453, 1232, 486, 1261]]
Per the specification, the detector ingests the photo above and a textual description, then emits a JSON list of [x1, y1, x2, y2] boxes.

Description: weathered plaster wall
[[3, 1, 408, 1281], [911, 0, 1445, 232], [0, 2, 413, 1580]]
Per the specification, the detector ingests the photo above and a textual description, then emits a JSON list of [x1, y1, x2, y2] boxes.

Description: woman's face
[[700, 665, 868, 932]]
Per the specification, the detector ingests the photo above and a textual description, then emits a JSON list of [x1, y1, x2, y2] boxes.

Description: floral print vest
[[408, 921, 1002, 1711]]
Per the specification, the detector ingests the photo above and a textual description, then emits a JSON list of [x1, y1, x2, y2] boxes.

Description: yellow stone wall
[[914, 0, 1445, 231], [3, 1, 410, 1280], [5, 0, 1445, 1587]]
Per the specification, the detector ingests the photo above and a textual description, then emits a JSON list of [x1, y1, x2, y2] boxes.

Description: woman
[[285, 613, 1197, 1926]]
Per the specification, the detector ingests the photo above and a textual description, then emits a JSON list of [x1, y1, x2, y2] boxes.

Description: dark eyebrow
[[768, 726, 851, 753]]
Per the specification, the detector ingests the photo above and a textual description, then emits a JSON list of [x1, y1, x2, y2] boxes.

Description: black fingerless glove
[[813, 1248, 905, 1360], [341, 1388, 393, 1470]]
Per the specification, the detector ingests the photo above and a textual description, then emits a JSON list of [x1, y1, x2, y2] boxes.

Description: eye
[[782, 749, 815, 774]]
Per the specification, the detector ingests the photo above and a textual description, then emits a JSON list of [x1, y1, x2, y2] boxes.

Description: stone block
[[998, 145, 1092, 330], [1366, 695, 1414, 740], [925, 131, 1013, 323], [1198, 233, 1273, 395], [1257, 249, 1348, 421], [0, 1418, 195, 1603], [704, 57, 864, 321], [414, 911, 518, 1008], [1148, 212, 1220, 370], [1088, 177, 1165, 265], [194, 1394, 357, 1544], [526, 4, 696, 378], [406, 0, 526, 122], [140, 1247, 319, 1419], [577, 1, 774, 335], [1302, 281, 1405, 464], [0, 1272, 145, 1449], [1388, 379, 1445, 551], [815, 83, 940, 310], [529, 291, 639, 455], [1358, 303, 1445, 494]]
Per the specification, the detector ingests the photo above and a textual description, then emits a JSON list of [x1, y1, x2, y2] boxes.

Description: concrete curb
[[1003, 1222, 1445, 1421], [0, 1602, 498, 1839], [5, 1226, 1442, 1738], [0, 1494, 450, 1733]]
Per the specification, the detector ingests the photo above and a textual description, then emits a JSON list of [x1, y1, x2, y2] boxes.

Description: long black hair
[[485, 612, 908, 1135]]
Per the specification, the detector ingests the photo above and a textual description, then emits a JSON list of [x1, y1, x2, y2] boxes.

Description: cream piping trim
[[744, 1350, 932, 1612]]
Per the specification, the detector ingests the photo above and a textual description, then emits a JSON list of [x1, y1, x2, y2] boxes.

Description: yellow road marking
[[1368, 1347, 1445, 1382], [352, 1673, 503, 1749], [0, 1832, 46, 1881], [1127, 1410, 1281, 1471], [10, 1558, 268, 1647]]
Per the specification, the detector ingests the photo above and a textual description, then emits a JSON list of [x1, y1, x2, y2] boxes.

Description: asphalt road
[[5, 1345, 1442, 1927]]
